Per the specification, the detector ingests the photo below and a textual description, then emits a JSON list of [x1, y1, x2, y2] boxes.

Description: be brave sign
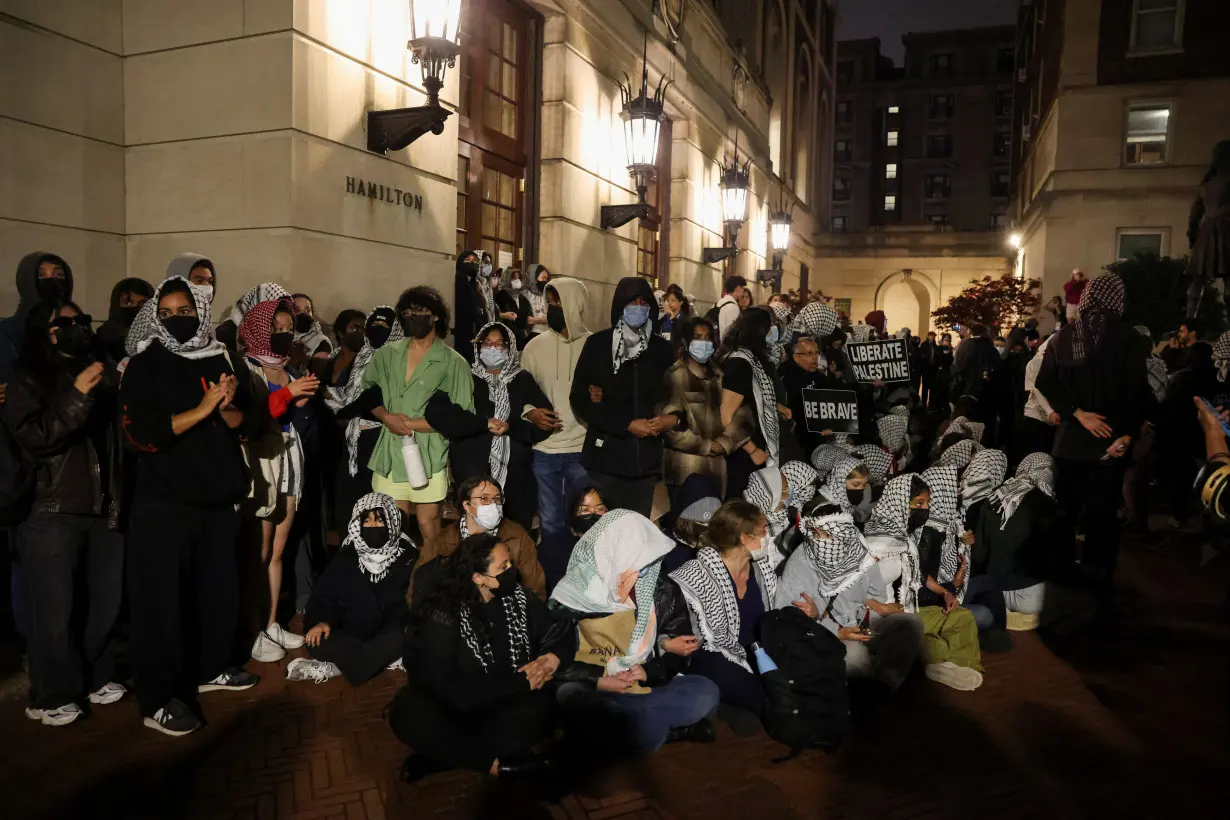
[[345, 176, 424, 213]]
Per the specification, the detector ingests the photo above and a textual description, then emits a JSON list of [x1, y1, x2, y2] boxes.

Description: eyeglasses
[[470, 493, 504, 505], [51, 315, 92, 329]]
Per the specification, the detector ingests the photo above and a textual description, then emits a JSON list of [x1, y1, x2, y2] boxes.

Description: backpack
[[0, 418, 34, 526], [704, 304, 722, 346], [756, 606, 849, 758]]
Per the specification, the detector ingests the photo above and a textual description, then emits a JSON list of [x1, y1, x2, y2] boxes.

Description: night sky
[[837, 0, 1018, 63]]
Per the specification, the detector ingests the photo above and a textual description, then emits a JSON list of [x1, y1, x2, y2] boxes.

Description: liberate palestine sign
[[846, 339, 911, 384]]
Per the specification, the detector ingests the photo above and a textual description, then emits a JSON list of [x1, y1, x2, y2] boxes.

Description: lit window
[[885, 163, 897, 179], [990, 213, 1008, 228], [1116, 229, 1164, 259], [886, 130, 898, 147], [1125, 104, 1170, 164], [884, 195, 897, 212], [887, 105, 899, 115], [832, 215, 848, 232], [1131, 0, 1184, 51]]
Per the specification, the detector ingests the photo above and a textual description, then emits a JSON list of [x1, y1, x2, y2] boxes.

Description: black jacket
[[3, 363, 122, 525], [304, 545, 417, 641], [973, 489, 1070, 587], [452, 256, 485, 361], [780, 359, 845, 456], [0, 251, 73, 385], [951, 336, 1000, 400], [570, 277, 676, 479]]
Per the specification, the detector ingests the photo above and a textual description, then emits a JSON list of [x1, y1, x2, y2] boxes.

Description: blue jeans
[[558, 674, 720, 751], [532, 451, 588, 537]]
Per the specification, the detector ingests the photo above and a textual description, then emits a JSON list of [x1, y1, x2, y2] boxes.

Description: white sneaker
[[925, 661, 981, 692], [25, 703, 83, 726], [251, 631, 287, 662], [88, 682, 127, 705], [285, 657, 342, 684], [266, 622, 305, 650], [386, 657, 404, 671]]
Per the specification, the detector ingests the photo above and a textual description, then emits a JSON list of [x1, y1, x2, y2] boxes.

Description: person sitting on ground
[[549, 510, 720, 753], [661, 474, 722, 574], [876, 412, 911, 477], [937, 437, 980, 473], [538, 484, 609, 594], [810, 443, 850, 485], [290, 493, 418, 685], [854, 443, 893, 490], [813, 454, 874, 525], [390, 532, 572, 782]]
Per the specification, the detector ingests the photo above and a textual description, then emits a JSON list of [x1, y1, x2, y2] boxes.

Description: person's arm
[[509, 530, 548, 600], [303, 560, 348, 632], [569, 335, 637, 435], [510, 374, 554, 445], [335, 385, 384, 421], [3, 375, 92, 458], [1188, 195, 1206, 247], [409, 617, 530, 711], [423, 386, 487, 439], [1023, 352, 1056, 418], [1035, 345, 1074, 419], [119, 356, 215, 451]]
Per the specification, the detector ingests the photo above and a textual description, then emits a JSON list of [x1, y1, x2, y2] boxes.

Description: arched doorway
[[875, 271, 938, 334]]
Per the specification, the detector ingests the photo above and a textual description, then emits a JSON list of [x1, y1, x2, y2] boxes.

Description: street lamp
[[600, 36, 670, 230], [366, 0, 463, 154], [1008, 232, 1023, 250], [703, 152, 751, 264], [757, 206, 792, 286]]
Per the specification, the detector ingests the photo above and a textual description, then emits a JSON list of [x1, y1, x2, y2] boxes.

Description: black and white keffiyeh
[[669, 545, 777, 672], [471, 321, 523, 486], [343, 493, 415, 582], [744, 466, 789, 536], [947, 416, 985, 444], [728, 349, 780, 461], [854, 443, 893, 486], [781, 460, 818, 509], [810, 444, 848, 482], [471, 249, 498, 324], [852, 324, 874, 343], [921, 465, 968, 602], [1214, 330, 1230, 383], [820, 454, 868, 516], [523, 264, 548, 330], [991, 452, 1055, 528], [611, 317, 652, 375], [877, 413, 910, 465], [127, 277, 227, 360], [459, 583, 532, 674], [938, 438, 980, 472], [960, 449, 1008, 515], [801, 511, 875, 597], [768, 303, 792, 363], [789, 302, 839, 339], [864, 473, 925, 611], [229, 282, 292, 328], [832, 433, 856, 452], [325, 306, 404, 477]]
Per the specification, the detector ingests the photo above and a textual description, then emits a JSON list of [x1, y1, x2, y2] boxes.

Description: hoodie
[[520, 276, 591, 454], [165, 252, 215, 293], [0, 251, 74, 384], [96, 277, 155, 363]]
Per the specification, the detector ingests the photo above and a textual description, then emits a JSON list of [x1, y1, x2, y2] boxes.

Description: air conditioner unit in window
[[1022, 125, 1032, 141]]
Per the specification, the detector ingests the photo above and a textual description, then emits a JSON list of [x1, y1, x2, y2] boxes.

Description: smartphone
[[858, 609, 874, 637], [1198, 397, 1230, 438]]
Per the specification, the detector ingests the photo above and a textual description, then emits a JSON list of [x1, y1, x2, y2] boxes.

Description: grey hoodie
[[0, 251, 74, 383], [519, 276, 590, 454], [164, 252, 215, 300]]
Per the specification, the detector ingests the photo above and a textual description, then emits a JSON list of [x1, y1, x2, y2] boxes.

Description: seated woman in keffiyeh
[[549, 510, 719, 751], [390, 532, 571, 782], [876, 412, 911, 476], [864, 473, 983, 690], [423, 322, 554, 532], [937, 437, 980, 473], [854, 442, 893, 488], [960, 448, 1009, 527], [718, 306, 790, 499], [811, 453, 874, 525], [810, 443, 849, 483]]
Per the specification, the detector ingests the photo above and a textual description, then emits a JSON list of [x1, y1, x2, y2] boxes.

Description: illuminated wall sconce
[[601, 37, 671, 230], [757, 202, 793, 287], [703, 148, 751, 264]]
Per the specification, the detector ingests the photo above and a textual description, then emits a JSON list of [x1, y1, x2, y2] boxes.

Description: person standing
[[522, 264, 552, 339], [779, 334, 842, 457], [659, 284, 690, 342], [1062, 269, 1087, 324], [0, 252, 73, 389], [1184, 140, 1230, 318], [452, 250, 494, 362], [708, 275, 747, 344], [716, 306, 787, 499], [95, 278, 154, 365], [1018, 334, 1059, 464]]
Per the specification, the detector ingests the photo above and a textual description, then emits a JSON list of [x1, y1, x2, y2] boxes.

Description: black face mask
[[269, 331, 294, 357], [535, 277, 549, 292], [546, 304, 567, 333], [162, 315, 200, 345], [487, 566, 518, 599], [907, 508, 929, 532], [360, 526, 389, 551], [459, 260, 480, 282], [294, 313, 313, 334], [36, 278, 67, 303], [116, 305, 140, 326], [366, 324, 391, 348], [847, 488, 865, 507], [402, 314, 434, 339], [56, 325, 93, 358], [342, 329, 365, 353], [571, 512, 601, 534]]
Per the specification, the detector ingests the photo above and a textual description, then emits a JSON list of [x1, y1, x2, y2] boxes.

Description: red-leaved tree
[[931, 274, 1041, 333]]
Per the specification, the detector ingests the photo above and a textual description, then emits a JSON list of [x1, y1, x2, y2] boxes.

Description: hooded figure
[[1185, 140, 1230, 316], [570, 277, 675, 516], [938, 438, 980, 473], [453, 249, 494, 361], [0, 252, 74, 384], [864, 310, 887, 338], [493, 265, 533, 348], [960, 449, 1009, 521], [789, 301, 839, 339], [165, 253, 216, 301], [744, 465, 790, 538], [661, 473, 722, 574], [854, 442, 893, 487], [810, 443, 850, 483], [865, 474, 928, 612], [522, 263, 550, 337], [816, 453, 874, 524], [96, 277, 155, 364]]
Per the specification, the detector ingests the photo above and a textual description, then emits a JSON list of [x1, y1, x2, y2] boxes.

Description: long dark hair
[[716, 305, 773, 367], [673, 315, 714, 361], [411, 532, 502, 639], [18, 300, 86, 388]]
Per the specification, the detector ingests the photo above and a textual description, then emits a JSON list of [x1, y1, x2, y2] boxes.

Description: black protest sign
[[802, 388, 860, 434], [846, 338, 911, 384]]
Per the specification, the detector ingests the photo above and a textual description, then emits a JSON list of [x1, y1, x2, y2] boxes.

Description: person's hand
[[1103, 436, 1130, 460], [880, 602, 905, 616], [1048, 411, 1061, 426], [198, 380, 228, 414], [777, 404, 793, 420], [1074, 409, 1112, 438], [1194, 397, 1226, 436], [615, 568, 639, 602], [288, 373, 320, 399], [488, 418, 509, 436], [628, 418, 657, 438], [520, 659, 553, 690], [588, 385, 604, 403], [819, 429, 834, 437], [748, 447, 768, 466], [383, 413, 416, 436], [662, 635, 700, 657], [791, 592, 819, 620], [960, 530, 975, 546], [597, 675, 633, 693], [217, 374, 238, 410], [626, 664, 647, 682], [942, 591, 958, 614], [73, 362, 105, 396], [500, 311, 518, 322], [709, 441, 726, 456], [837, 626, 873, 642], [527, 408, 563, 432], [649, 415, 678, 434], [305, 623, 331, 647]]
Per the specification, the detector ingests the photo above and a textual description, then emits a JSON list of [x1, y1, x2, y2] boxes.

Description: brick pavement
[[1, 536, 1227, 820]]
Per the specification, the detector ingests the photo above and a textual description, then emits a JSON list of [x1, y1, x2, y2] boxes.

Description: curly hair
[[396, 285, 451, 339], [410, 532, 503, 641]]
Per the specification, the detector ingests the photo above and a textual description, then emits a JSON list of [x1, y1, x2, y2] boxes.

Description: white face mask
[[747, 533, 771, 560], [472, 501, 503, 532], [197, 284, 214, 304], [511, 279, 522, 290]]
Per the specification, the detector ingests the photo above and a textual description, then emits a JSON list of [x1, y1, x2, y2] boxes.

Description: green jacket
[[362, 337, 474, 481]]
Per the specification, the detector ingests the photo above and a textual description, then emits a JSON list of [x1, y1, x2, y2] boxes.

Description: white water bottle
[[400, 434, 428, 489]]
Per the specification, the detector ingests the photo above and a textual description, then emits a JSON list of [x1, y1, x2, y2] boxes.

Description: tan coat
[[658, 358, 754, 494], [411, 518, 547, 602]]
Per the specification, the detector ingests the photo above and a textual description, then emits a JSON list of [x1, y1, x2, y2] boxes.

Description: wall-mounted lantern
[[703, 150, 751, 264], [757, 202, 793, 286], [601, 37, 671, 230], [366, 0, 463, 154]]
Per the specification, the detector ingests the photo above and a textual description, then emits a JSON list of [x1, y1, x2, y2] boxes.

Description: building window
[[927, 213, 949, 226], [885, 163, 897, 179], [834, 139, 852, 162], [928, 94, 954, 119], [925, 174, 951, 199], [991, 168, 1011, 197], [887, 105, 900, 115], [925, 134, 952, 158], [836, 60, 853, 85], [930, 53, 953, 77], [990, 213, 1008, 228], [886, 130, 899, 147], [483, 22, 520, 140], [884, 195, 897, 212], [1125, 103, 1170, 164], [834, 297, 852, 319], [835, 101, 851, 124], [996, 47, 1014, 74], [636, 224, 659, 283], [1116, 229, 1166, 259], [993, 131, 1010, 157], [1130, 0, 1184, 51], [456, 154, 470, 255], [995, 89, 1013, 117], [634, 118, 671, 286], [832, 215, 848, 232], [833, 177, 851, 201]]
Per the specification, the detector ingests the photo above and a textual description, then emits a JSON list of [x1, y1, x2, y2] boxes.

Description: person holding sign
[[781, 335, 846, 456]]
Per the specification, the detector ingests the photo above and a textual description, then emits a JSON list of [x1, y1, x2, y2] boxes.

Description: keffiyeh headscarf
[[991, 452, 1055, 528], [832, 433, 856, 452], [781, 460, 818, 509], [960, 449, 1009, 515], [1214, 331, 1230, 383], [470, 249, 497, 324], [768, 303, 792, 363], [801, 511, 876, 598], [864, 473, 926, 611], [789, 302, 839, 339], [343, 493, 414, 582], [938, 438, 980, 472], [852, 324, 874, 344], [854, 443, 893, 486], [810, 444, 848, 482], [1134, 326, 1168, 402], [128, 277, 227, 361], [744, 466, 789, 536], [728, 349, 781, 461], [292, 300, 331, 358], [549, 510, 675, 675], [877, 413, 911, 468], [612, 315, 652, 375], [946, 416, 985, 444], [921, 465, 968, 602], [523, 263, 548, 326], [228, 283, 292, 328], [325, 307, 405, 476], [820, 454, 870, 518], [239, 297, 295, 369], [471, 322, 523, 486], [1053, 273, 1125, 367]]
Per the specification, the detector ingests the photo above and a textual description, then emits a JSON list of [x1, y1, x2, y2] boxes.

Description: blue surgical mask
[[481, 262, 493, 277], [622, 303, 651, 329], [478, 347, 509, 369], [767, 326, 780, 344], [688, 339, 715, 363]]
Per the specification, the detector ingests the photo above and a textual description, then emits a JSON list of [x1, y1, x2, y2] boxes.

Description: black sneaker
[[198, 667, 260, 693], [143, 699, 201, 737]]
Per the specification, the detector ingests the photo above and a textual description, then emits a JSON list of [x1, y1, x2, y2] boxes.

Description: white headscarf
[[471, 322, 523, 487], [343, 492, 415, 582], [744, 465, 789, 536], [864, 473, 926, 612], [921, 465, 968, 602], [801, 511, 876, 597]]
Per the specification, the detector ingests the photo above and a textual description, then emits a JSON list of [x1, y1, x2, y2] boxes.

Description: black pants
[[127, 497, 240, 716], [16, 512, 124, 710], [308, 623, 402, 686], [1053, 458, 1125, 578], [1015, 416, 1056, 469], [725, 449, 758, 501], [588, 471, 658, 517], [388, 684, 552, 771]]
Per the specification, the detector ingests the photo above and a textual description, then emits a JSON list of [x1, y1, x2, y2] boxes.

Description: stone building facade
[[0, 0, 837, 331]]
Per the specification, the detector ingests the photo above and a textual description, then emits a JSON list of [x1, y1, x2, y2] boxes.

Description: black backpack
[[0, 419, 34, 526], [756, 606, 849, 758], [703, 304, 722, 346]]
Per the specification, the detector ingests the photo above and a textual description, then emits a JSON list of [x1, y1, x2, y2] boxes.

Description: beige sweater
[[519, 276, 591, 454]]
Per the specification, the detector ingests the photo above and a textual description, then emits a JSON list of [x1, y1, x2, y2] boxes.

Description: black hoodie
[[1, 252, 73, 384], [96, 277, 155, 364], [569, 277, 675, 478], [452, 252, 484, 361]]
